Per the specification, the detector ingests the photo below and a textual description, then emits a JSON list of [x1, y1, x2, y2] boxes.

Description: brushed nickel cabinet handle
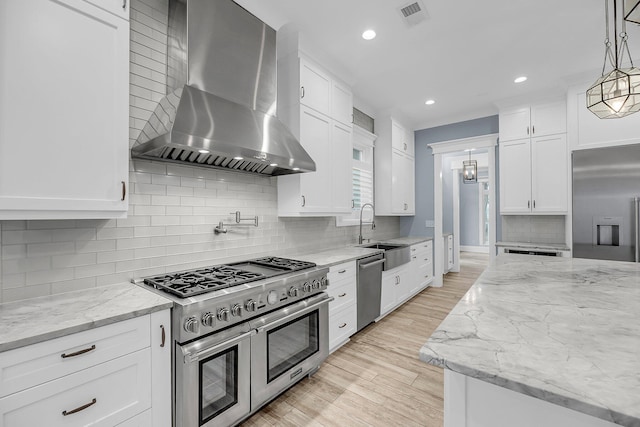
[[351, 199, 355, 208], [532, 125, 535, 134], [301, 195, 306, 207], [160, 325, 166, 347], [301, 86, 305, 99], [61, 345, 96, 359], [338, 269, 346, 274], [338, 323, 347, 328], [338, 293, 346, 297], [121, 181, 126, 201], [526, 126, 530, 135], [528, 200, 530, 209], [62, 398, 97, 416], [533, 200, 536, 209]]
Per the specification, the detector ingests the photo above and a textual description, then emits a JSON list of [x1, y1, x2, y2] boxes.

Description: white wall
[[0, 0, 399, 303]]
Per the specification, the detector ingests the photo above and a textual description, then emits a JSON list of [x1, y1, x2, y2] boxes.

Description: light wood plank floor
[[241, 252, 489, 427]]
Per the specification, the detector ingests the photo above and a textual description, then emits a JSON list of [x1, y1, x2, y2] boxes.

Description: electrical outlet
[[425, 219, 434, 228]]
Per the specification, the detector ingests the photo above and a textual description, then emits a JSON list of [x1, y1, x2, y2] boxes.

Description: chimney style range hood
[[131, 0, 315, 176]]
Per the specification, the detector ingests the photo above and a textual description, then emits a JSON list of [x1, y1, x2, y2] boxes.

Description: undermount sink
[[361, 243, 407, 251], [360, 242, 410, 270]]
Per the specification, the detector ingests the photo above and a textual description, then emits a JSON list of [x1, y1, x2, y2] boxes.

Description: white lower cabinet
[[380, 265, 411, 317], [0, 311, 171, 427], [326, 261, 357, 353], [410, 241, 433, 294]]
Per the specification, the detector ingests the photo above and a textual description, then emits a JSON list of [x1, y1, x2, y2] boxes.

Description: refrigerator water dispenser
[[593, 217, 622, 246]]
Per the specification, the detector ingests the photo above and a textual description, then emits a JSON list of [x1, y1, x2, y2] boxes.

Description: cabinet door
[[300, 59, 330, 116], [391, 151, 406, 213], [530, 101, 566, 137], [331, 121, 353, 213], [396, 268, 412, 304], [391, 120, 406, 152], [499, 107, 531, 142], [403, 154, 415, 214], [405, 128, 415, 157], [0, 0, 129, 219], [531, 134, 568, 213], [299, 107, 332, 212], [331, 80, 353, 126], [380, 273, 397, 316], [499, 139, 532, 213]]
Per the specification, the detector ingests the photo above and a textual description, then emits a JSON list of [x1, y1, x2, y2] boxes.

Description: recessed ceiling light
[[514, 76, 528, 83], [425, 99, 435, 105], [233, 156, 243, 160], [362, 29, 376, 40], [198, 149, 210, 154]]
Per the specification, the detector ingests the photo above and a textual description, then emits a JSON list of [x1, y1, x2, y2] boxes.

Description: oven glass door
[[200, 346, 238, 424], [266, 310, 319, 382]]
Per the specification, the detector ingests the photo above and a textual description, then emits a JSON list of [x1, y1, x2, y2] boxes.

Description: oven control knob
[[321, 277, 327, 287], [245, 299, 258, 312], [184, 316, 199, 333], [312, 279, 321, 290], [217, 307, 230, 322], [288, 286, 299, 297], [201, 312, 215, 327], [231, 303, 242, 317], [267, 290, 279, 305], [302, 282, 312, 293]]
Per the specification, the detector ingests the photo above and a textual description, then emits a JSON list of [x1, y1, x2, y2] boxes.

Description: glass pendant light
[[587, 0, 640, 119], [463, 151, 477, 184], [625, 0, 640, 23]]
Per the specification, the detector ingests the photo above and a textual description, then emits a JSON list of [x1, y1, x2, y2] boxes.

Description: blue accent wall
[[400, 115, 499, 238]]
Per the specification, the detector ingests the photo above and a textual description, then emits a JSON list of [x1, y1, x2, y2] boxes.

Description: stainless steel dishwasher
[[356, 253, 385, 331]]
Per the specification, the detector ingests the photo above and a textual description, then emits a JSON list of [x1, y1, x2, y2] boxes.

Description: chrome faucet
[[359, 203, 375, 244]]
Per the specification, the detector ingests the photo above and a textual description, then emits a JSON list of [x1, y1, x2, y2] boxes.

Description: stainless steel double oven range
[[138, 257, 331, 427]]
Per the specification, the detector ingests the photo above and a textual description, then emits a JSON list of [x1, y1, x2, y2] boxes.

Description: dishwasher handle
[[359, 258, 385, 269]]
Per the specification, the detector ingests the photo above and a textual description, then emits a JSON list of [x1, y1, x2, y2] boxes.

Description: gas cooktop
[[143, 256, 316, 298]]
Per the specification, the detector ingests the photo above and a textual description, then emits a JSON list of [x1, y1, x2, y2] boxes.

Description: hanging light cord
[[620, 2, 635, 67], [602, 0, 635, 75]]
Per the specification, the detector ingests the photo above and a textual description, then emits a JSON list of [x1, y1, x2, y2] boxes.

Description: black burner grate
[[142, 257, 316, 298]]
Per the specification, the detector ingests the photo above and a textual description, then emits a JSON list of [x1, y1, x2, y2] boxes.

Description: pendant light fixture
[[625, 0, 640, 24], [463, 151, 477, 184], [587, 0, 640, 119]]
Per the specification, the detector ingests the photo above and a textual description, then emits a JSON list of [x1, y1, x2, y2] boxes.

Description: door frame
[[428, 134, 498, 286]]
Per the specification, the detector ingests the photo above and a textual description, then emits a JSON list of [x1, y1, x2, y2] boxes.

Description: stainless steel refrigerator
[[573, 143, 640, 262]]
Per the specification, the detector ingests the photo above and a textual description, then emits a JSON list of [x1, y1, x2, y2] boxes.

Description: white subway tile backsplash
[[0, 0, 399, 303]]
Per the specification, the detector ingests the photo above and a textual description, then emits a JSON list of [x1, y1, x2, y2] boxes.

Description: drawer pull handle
[[160, 325, 166, 347], [338, 323, 347, 328], [121, 181, 126, 201], [62, 398, 97, 416], [61, 345, 96, 359], [338, 269, 346, 274], [338, 293, 347, 297]]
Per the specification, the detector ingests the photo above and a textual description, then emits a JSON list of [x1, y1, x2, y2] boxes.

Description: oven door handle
[[182, 330, 255, 364], [254, 295, 333, 334]]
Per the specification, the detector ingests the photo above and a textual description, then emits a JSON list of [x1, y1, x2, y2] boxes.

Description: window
[[336, 127, 375, 227]]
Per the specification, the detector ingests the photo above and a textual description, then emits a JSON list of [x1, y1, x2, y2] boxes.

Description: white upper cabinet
[[375, 117, 415, 216], [391, 120, 415, 157], [499, 101, 567, 142], [277, 54, 353, 216], [0, 0, 129, 220], [299, 58, 331, 116], [330, 80, 354, 127], [499, 100, 568, 215]]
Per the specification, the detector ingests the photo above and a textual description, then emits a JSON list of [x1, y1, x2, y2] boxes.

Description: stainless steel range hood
[[131, 0, 315, 176]]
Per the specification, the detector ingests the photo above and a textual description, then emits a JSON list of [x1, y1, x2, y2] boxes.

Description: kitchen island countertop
[[0, 283, 172, 352], [420, 254, 640, 426]]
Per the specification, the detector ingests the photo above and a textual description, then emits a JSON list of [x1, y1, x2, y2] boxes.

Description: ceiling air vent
[[398, 1, 428, 27]]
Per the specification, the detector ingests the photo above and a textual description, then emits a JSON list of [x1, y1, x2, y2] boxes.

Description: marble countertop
[[289, 236, 433, 267], [0, 283, 172, 352], [420, 254, 640, 426], [496, 241, 571, 251]]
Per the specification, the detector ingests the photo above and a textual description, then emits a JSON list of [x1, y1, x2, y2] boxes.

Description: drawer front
[[329, 306, 356, 352], [327, 279, 356, 314], [118, 409, 151, 426], [0, 349, 151, 427], [1, 316, 150, 397], [327, 261, 356, 285], [417, 263, 433, 283]]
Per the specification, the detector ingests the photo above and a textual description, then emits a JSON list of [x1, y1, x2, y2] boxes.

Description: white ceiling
[[234, 0, 640, 130]]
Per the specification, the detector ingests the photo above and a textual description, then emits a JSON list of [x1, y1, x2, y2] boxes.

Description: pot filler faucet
[[359, 203, 376, 245]]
